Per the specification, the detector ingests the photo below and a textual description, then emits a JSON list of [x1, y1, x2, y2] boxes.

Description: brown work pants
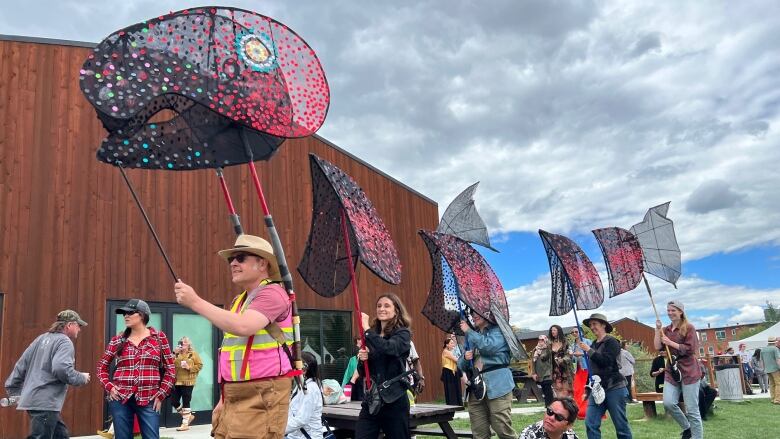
[[213, 378, 292, 439]]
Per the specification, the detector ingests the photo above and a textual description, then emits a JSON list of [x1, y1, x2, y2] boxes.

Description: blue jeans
[[109, 396, 160, 439], [663, 379, 703, 439], [585, 386, 633, 439]]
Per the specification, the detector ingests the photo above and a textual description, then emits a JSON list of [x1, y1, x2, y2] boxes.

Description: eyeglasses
[[227, 253, 254, 264], [545, 407, 567, 422]]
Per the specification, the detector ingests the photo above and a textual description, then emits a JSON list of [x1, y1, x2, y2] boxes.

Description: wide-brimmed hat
[[57, 309, 88, 326], [583, 313, 613, 333], [218, 234, 281, 281], [769, 336, 778, 343], [116, 299, 151, 317]]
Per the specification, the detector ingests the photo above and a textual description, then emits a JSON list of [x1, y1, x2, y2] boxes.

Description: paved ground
[[75, 424, 211, 439], [73, 391, 770, 437]]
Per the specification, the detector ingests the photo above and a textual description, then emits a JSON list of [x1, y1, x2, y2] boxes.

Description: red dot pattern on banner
[[297, 155, 402, 298], [419, 230, 508, 335], [540, 230, 604, 317], [80, 7, 329, 170], [592, 227, 644, 297]]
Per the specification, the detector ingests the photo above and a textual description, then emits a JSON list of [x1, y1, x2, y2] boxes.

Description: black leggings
[[539, 380, 554, 406], [171, 385, 194, 409], [355, 394, 410, 439]]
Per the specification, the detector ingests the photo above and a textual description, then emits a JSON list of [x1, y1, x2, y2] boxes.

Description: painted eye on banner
[[237, 33, 277, 72]]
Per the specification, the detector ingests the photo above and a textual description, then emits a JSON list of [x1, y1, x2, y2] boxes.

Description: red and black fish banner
[[298, 154, 401, 297], [80, 7, 329, 170], [419, 230, 508, 334], [539, 230, 604, 316], [592, 227, 643, 296]]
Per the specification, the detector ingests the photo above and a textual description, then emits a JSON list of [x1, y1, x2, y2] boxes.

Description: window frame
[[715, 330, 726, 340]]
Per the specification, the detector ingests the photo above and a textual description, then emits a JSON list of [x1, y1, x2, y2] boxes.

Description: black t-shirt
[[650, 355, 666, 392]]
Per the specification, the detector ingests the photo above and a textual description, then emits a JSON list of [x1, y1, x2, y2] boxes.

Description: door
[[105, 300, 221, 428]]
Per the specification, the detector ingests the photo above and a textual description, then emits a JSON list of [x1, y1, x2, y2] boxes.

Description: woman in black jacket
[[355, 293, 412, 439], [579, 313, 633, 439]]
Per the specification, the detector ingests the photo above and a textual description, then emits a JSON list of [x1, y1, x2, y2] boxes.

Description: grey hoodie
[[4, 332, 88, 411]]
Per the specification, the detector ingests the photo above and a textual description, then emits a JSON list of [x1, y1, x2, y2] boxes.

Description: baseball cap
[[116, 299, 151, 316], [57, 310, 88, 326]]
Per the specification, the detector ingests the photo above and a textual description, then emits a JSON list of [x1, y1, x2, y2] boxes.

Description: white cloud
[[505, 271, 779, 330]]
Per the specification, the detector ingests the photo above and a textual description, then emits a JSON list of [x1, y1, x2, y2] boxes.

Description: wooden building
[[516, 318, 657, 354], [0, 35, 442, 437]]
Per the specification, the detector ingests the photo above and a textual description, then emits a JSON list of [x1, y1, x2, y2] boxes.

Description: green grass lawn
[[420, 399, 780, 438]]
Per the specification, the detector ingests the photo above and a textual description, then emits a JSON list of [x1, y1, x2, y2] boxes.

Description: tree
[[765, 301, 779, 323]]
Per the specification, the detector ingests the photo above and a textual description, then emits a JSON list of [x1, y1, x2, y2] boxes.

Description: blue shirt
[[570, 338, 591, 370], [457, 324, 514, 399]]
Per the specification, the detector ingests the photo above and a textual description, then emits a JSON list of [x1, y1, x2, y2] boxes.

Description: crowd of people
[[4, 232, 779, 439]]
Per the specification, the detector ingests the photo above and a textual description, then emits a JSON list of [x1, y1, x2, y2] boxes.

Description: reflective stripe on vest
[[219, 282, 293, 381]]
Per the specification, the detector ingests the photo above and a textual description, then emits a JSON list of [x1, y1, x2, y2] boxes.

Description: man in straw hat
[[760, 336, 780, 404], [4, 310, 91, 438], [175, 234, 294, 438]]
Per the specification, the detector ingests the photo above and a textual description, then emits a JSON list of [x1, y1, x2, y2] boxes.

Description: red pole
[[341, 208, 371, 388], [215, 168, 243, 236], [244, 160, 304, 390]]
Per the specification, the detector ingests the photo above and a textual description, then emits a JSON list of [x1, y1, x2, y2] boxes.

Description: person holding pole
[[174, 234, 295, 439], [654, 300, 702, 439]]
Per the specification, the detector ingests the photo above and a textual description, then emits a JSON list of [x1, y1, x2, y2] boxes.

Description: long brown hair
[[371, 293, 411, 335]]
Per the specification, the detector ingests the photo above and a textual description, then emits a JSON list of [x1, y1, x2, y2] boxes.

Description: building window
[[699, 347, 704, 356], [715, 330, 726, 340], [300, 309, 353, 381], [701, 333, 707, 342], [708, 346, 714, 354], [731, 329, 736, 335]]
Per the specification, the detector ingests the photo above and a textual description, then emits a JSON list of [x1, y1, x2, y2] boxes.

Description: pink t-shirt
[[246, 283, 290, 322]]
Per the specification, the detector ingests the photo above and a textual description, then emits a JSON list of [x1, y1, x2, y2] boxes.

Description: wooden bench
[[409, 426, 474, 438], [635, 392, 663, 418]]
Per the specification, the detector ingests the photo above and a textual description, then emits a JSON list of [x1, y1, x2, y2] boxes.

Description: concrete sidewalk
[[74, 424, 211, 439]]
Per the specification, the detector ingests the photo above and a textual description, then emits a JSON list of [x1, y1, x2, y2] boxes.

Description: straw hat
[[218, 234, 281, 281]]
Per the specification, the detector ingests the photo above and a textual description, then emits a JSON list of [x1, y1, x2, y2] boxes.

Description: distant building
[[611, 318, 657, 353], [514, 318, 657, 354], [697, 322, 765, 357]]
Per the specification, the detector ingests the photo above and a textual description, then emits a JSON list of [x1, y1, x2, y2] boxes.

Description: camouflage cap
[[57, 309, 88, 326]]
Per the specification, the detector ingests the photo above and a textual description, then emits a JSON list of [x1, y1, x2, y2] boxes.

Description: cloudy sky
[[3, 0, 779, 331]]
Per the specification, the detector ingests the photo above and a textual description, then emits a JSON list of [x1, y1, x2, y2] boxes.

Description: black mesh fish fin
[[436, 182, 497, 251], [629, 202, 681, 287]]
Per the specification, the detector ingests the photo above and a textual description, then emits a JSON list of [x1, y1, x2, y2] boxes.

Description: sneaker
[[681, 428, 692, 439]]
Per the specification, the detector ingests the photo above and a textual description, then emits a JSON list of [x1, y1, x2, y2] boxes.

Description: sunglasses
[[227, 253, 255, 264], [121, 311, 139, 317], [546, 407, 567, 422]]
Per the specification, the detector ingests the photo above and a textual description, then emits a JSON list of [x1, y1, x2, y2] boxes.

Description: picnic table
[[322, 401, 470, 438], [513, 375, 544, 403]]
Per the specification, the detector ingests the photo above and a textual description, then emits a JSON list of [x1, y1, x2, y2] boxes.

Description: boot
[[188, 411, 196, 425], [177, 409, 192, 431]]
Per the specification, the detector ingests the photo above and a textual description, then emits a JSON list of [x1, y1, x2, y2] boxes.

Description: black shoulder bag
[[365, 359, 417, 415]]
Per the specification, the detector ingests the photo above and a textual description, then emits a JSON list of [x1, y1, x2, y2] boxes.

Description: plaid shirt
[[97, 327, 176, 406]]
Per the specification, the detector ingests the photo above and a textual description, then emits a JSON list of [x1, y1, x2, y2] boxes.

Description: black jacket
[[358, 326, 411, 385], [589, 335, 626, 390]]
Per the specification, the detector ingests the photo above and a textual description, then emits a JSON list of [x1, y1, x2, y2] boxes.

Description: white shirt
[[285, 378, 323, 439]]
